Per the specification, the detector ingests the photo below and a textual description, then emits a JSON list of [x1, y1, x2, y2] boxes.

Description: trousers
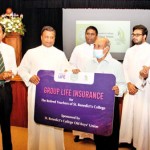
[[0, 82, 12, 150], [94, 97, 120, 150]]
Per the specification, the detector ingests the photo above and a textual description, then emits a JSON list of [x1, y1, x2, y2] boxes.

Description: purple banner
[[34, 70, 115, 136]]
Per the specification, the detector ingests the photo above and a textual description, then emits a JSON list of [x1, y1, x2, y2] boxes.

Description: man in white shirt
[[70, 26, 98, 142], [84, 37, 126, 150], [70, 26, 98, 71], [119, 25, 150, 150], [0, 23, 17, 150], [138, 66, 150, 150], [18, 26, 71, 150]]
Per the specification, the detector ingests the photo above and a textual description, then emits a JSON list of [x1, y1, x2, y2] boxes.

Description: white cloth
[[0, 42, 17, 76], [18, 45, 71, 150], [69, 42, 94, 71], [70, 42, 94, 139], [137, 81, 150, 150], [85, 53, 126, 97], [119, 42, 150, 150], [137, 62, 150, 150], [84, 53, 126, 142]]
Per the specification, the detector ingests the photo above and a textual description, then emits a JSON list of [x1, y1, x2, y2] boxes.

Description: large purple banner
[[34, 70, 116, 136]]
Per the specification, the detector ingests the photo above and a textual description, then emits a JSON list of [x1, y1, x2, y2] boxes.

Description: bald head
[[5, 8, 13, 15], [94, 37, 110, 49], [93, 37, 110, 61]]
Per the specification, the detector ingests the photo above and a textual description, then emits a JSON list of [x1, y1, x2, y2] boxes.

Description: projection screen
[[63, 9, 150, 61]]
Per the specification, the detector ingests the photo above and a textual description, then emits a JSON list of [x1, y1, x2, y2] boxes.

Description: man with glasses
[[119, 25, 150, 150]]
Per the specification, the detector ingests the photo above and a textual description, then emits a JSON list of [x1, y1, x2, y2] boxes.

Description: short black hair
[[0, 23, 5, 33], [133, 25, 148, 37], [41, 26, 56, 36], [85, 26, 98, 36]]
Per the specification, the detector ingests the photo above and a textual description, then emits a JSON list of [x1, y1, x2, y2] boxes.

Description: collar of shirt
[[85, 43, 94, 48], [134, 42, 147, 48], [41, 44, 54, 49]]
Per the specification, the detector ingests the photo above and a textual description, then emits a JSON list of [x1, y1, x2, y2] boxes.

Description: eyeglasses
[[131, 33, 143, 37]]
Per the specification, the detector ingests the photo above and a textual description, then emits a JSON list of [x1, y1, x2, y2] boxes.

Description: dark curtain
[[63, 0, 150, 8], [0, 1, 63, 55], [23, 0, 63, 8], [0, 0, 23, 14], [0, 0, 150, 55], [63, 0, 89, 8], [21, 8, 62, 55]]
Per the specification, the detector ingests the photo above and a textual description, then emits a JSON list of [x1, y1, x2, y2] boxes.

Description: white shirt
[[119, 42, 150, 150], [69, 42, 94, 139], [0, 42, 17, 76], [18, 45, 71, 87], [123, 42, 150, 89], [69, 42, 94, 71], [85, 53, 127, 97], [18, 45, 70, 150]]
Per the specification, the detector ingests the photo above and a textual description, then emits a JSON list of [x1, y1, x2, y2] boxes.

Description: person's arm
[[10, 47, 17, 76], [69, 46, 79, 69], [18, 50, 35, 86], [112, 85, 119, 95], [72, 69, 81, 74], [139, 66, 150, 79], [0, 70, 14, 80], [127, 82, 138, 95], [29, 75, 40, 85], [122, 50, 138, 94], [115, 63, 127, 97], [123, 50, 131, 84], [57, 52, 73, 72], [0, 46, 17, 81], [139, 65, 150, 87]]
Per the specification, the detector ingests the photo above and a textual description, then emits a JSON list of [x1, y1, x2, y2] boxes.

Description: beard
[[132, 39, 143, 45]]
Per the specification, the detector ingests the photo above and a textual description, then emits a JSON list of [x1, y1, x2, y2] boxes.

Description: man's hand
[[72, 69, 81, 74], [112, 85, 119, 95], [127, 82, 138, 95], [2, 70, 14, 80], [29, 75, 40, 85], [140, 66, 150, 79]]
